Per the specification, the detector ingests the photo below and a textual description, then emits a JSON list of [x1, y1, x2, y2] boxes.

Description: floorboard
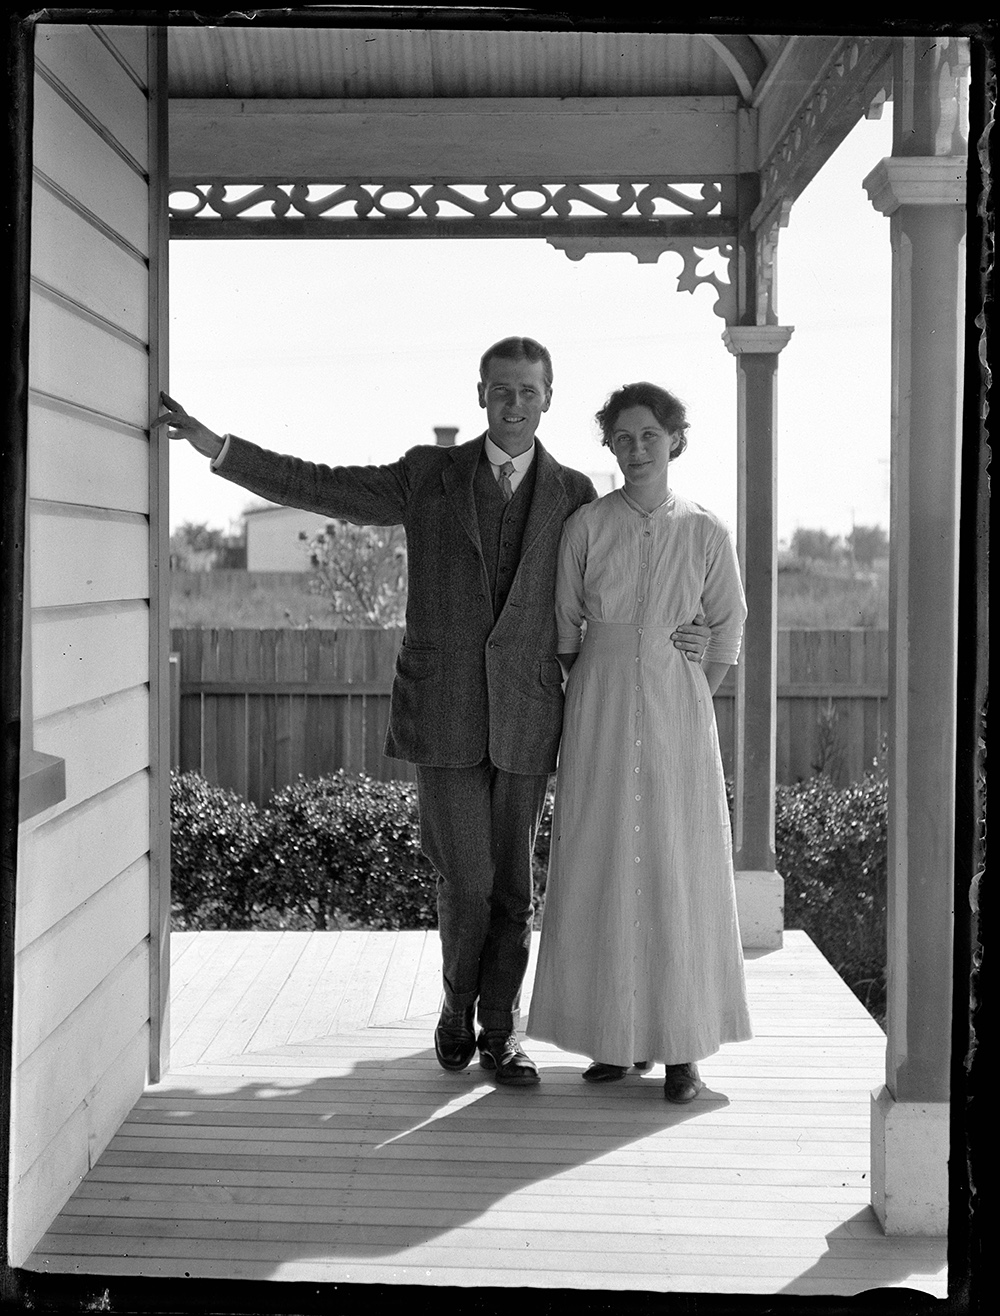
[[26, 929, 948, 1298]]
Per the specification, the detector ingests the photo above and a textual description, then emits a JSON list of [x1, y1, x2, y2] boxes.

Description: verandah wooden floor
[[27, 929, 947, 1296]]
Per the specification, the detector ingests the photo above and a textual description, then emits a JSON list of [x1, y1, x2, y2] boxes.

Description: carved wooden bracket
[[545, 236, 737, 321], [753, 198, 793, 326]]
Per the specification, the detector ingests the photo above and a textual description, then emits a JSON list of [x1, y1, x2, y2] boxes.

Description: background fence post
[[169, 652, 181, 770]]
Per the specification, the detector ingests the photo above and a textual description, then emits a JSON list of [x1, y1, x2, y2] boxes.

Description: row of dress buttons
[[634, 598, 645, 929], [634, 547, 644, 929], [633, 637, 646, 942], [637, 514, 651, 621]]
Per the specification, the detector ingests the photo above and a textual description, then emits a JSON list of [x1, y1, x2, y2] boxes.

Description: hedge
[[170, 766, 888, 1023], [264, 774, 438, 930], [775, 773, 887, 1021], [170, 771, 438, 932], [170, 771, 273, 931]]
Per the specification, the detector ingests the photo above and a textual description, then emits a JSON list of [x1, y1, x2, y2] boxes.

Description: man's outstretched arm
[[153, 392, 409, 526]]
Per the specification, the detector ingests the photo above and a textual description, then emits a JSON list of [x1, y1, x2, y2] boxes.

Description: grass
[[776, 560, 888, 628], [170, 571, 334, 628], [171, 562, 890, 630]]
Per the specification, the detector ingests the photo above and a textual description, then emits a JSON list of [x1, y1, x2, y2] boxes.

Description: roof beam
[[169, 96, 754, 182]]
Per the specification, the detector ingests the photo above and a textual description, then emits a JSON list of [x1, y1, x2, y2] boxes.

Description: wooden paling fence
[[170, 627, 888, 805]]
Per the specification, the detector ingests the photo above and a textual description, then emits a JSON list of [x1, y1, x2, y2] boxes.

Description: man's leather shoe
[[663, 1062, 702, 1103], [477, 1031, 540, 1086], [582, 1061, 628, 1083], [434, 1005, 477, 1072]]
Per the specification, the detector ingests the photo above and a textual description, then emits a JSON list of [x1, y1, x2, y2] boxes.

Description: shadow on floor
[[778, 1208, 948, 1299], [40, 1037, 722, 1279]]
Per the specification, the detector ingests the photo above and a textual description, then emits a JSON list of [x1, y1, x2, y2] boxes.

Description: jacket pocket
[[396, 645, 439, 681], [539, 659, 564, 686]]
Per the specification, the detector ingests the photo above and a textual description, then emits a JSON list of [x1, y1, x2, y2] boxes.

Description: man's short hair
[[479, 337, 554, 390]]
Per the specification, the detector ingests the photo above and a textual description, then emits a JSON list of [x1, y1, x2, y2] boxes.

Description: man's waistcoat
[[473, 453, 536, 618]]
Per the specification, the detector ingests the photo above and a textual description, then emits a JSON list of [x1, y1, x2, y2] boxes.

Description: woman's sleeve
[[555, 517, 588, 654], [702, 524, 747, 665]]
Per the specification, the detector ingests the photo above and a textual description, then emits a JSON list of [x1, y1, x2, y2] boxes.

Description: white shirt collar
[[484, 433, 535, 473]]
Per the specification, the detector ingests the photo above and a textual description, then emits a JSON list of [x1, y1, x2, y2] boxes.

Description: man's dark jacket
[[214, 432, 597, 774]]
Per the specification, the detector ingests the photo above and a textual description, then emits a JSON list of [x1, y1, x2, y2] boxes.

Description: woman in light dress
[[527, 383, 752, 1102]]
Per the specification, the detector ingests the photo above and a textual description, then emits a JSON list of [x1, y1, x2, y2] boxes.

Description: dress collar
[[619, 487, 675, 517]]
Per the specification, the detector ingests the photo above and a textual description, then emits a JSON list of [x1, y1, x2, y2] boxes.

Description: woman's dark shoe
[[582, 1061, 629, 1083], [663, 1062, 702, 1103], [434, 1004, 477, 1071], [633, 1061, 653, 1073]]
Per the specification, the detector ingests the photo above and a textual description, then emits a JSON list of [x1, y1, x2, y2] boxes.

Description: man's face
[[477, 355, 551, 456]]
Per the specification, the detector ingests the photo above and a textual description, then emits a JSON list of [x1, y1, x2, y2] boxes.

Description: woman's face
[[610, 406, 679, 491]]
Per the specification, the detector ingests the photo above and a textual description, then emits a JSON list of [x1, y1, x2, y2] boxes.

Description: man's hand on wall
[[154, 392, 225, 461]]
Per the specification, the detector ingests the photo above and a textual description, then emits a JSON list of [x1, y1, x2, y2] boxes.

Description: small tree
[[170, 521, 224, 571], [302, 520, 407, 626], [790, 526, 840, 564], [170, 520, 246, 571], [847, 524, 889, 568]]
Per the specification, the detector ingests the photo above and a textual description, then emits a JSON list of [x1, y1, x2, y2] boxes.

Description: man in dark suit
[[157, 337, 708, 1086]]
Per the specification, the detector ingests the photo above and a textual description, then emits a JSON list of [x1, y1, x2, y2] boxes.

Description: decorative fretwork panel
[[754, 37, 893, 232], [169, 178, 737, 231], [744, 36, 892, 325]]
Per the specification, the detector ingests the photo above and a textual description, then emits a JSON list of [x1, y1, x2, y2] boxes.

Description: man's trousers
[[416, 759, 550, 1034]]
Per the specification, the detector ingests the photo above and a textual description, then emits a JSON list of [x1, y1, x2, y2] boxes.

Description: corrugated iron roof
[[167, 28, 785, 100]]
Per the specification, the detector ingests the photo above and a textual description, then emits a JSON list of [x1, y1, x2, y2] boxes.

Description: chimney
[[434, 426, 458, 447]]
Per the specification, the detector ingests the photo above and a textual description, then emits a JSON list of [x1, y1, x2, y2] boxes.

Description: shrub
[[774, 771, 888, 1022], [170, 766, 888, 1024], [169, 772, 273, 930], [265, 773, 437, 930], [530, 783, 557, 923]]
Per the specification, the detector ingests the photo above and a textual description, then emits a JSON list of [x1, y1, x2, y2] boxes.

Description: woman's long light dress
[[526, 488, 753, 1066]]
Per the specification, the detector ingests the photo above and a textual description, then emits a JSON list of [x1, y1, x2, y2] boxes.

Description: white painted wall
[[245, 506, 330, 571], [11, 24, 161, 1266]]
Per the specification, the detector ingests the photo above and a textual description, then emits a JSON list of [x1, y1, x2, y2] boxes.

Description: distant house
[[244, 504, 330, 571]]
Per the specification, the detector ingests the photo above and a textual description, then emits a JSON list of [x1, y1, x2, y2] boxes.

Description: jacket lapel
[[517, 438, 567, 565], [441, 435, 486, 553]]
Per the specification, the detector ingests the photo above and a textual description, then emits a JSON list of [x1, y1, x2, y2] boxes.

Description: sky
[[167, 111, 893, 545]]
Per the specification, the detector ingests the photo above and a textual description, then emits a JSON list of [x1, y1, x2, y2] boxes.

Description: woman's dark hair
[[597, 382, 689, 459]]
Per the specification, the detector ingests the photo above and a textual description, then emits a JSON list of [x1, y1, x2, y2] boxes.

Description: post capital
[[722, 325, 794, 356], [863, 156, 967, 216]]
